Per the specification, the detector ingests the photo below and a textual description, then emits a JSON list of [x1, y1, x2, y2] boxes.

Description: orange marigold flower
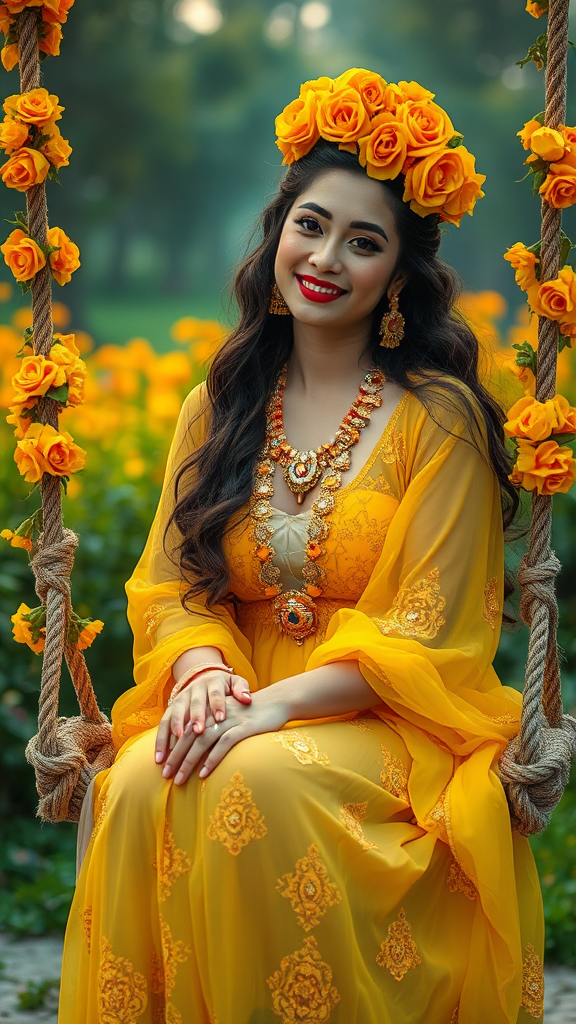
[[77, 619, 104, 651], [504, 394, 576, 441], [47, 225, 80, 285], [40, 122, 72, 168], [503, 242, 539, 292], [3, 88, 63, 126], [275, 91, 320, 165], [11, 602, 45, 654], [317, 86, 371, 149], [0, 117, 29, 154], [358, 114, 408, 181], [403, 145, 485, 225], [514, 438, 576, 495], [1, 228, 46, 282], [0, 146, 50, 191], [14, 421, 86, 482]]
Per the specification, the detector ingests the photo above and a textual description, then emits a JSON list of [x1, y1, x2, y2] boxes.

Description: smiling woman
[[58, 71, 544, 1024]]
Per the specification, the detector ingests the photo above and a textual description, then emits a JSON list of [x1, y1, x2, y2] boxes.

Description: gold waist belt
[[235, 596, 355, 643]]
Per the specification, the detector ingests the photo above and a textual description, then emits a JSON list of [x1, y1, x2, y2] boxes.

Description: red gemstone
[[295, 463, 308, 477]]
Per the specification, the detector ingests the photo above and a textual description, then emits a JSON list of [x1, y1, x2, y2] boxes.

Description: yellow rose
[[358, 114, 408, 180], [1, 528, 32, 552], [503, 242, 539, 292], [503, 358, 536, 396], [11, 602, 45, 655], [531, 266, 576, 320], [41, 0, 75, 24], [3, 88, 63, 127], [39, 20, 62, 56], [77, 619, 104, 651], [0, 147, 50, 191], [514, 438, 575, 495], [47, 225, 80, 285], [40, 123, 72, 168], [0, 228, 46, 282], [399, 100, 455, 157], [11, 354, 65, 403], [381, 83, 406, 115], [6, 407, 33, 437], [560, 320, 576, 341], [517, 118, 542, 151], [525, 0, 547, 16], [52, 331, 80, 356], [504, 395, 576, 441], [538, 164, 576, 209], [316, 86, 371, 148], [1, 44, 19, 72], [334, 68, 388, 116], [397, 80, 435, 103], [14, 421, 86, 481], [529, 125, 566, 162], [299, 76, 333, 100], [49, 343, 86, 405], [403, 145, 485, 225], [275, 91, 320, 165], [0, 118, 29, 154], [0, 7, 13, 32]]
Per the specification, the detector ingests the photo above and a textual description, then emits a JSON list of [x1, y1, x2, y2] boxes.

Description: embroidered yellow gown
[[58, 382, 544, 1024]]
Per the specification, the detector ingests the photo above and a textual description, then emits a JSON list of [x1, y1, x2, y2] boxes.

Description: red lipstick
[[295, 274, 346, 304]]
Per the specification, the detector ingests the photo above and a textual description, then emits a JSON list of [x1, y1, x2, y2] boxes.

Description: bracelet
[[167, 662, 234, 706]]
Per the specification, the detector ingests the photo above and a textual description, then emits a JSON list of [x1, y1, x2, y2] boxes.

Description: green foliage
[[0, 818, 76, 936], [530, 775, 576, 963], [17, 978, 60, 1010]]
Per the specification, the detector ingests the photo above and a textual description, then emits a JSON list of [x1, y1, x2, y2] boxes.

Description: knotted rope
[[498, 0, 576, 835], [17, 8, 114, 823]]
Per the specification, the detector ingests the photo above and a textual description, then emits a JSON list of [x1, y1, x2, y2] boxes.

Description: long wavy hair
[[169, 141, 518, 608]]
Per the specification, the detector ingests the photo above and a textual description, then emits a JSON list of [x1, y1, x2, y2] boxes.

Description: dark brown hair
[[169, 141, 518, 607]]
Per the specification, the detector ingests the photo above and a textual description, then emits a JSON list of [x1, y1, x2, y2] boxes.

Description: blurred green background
[[1, 0, 576, 966]]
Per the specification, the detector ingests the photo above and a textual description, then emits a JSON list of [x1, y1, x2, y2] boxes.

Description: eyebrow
[[297, 203, 388, 243]]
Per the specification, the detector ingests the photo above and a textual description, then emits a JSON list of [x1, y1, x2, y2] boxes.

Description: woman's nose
[[308, 240, 343, 276]]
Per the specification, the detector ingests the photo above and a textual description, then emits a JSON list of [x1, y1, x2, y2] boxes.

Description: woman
[[59, 70, 544, 1024]]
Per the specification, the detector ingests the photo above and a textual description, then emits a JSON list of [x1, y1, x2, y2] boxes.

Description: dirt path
[[1, 932, 575, 1022]]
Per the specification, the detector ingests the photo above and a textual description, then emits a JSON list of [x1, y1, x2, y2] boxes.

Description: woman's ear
[[388, 271, 409, 299]]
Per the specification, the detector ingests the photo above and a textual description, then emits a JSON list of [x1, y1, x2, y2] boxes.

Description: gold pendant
[[283, 451, 322, 501], [273, 589, 318, 644]]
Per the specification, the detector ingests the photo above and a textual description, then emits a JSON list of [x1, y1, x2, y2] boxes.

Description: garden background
[[1, 0, 576, 968]]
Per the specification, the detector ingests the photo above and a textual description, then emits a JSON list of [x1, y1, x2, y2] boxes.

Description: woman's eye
[[295, 216, 321, 233], [350, 236, 381, 253]]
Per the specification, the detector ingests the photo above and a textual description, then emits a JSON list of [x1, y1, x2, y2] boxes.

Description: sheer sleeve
[[111, 383, 256, 751]]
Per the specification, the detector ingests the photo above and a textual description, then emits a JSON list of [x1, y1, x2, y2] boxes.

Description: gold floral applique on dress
[[271, 730, 331, 767], [207, 771, 267, 855], [423, 781, 454, 850], [345, 716, 372, 731], [521, 944, 544, 1019], [374, 568, 446, 640], [153, 821, 192, 902], [482, 578, 499, 630], [380, 745, 409, 801], [143, 603, 164, 640], [447, 858, 477, 900], [81, 907, 92, 952], [276, 843, 342, 932], [98, 937, 148, 1024], [380, 428, 406, 466], [376, 907, 422, 981], [267, 935, 340, 1023], [339, 802, 378, 851]]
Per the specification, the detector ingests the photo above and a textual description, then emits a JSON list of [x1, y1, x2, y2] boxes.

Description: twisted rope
[[499, 0, 576, 835], [17, 9, 114, 823]]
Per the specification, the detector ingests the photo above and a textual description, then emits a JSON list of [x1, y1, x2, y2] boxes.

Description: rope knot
[[31, 527, 79, 607], [499, 715, 576, 835], [518, 550, 561, 628]]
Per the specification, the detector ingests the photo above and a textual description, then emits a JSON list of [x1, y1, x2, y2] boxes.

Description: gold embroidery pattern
[[271, 730, 331, 767], [165, 1004, 183, 1024], [376, 907, 422, 981], [153, 822, 192, 902], [374, 568, 446, 640], [380, 428, 406, 466], [237, 598, 354, 645], [345, 716, 372, 731], [521, 944, 544, 1019], [423, 781, 454, 852], [81, 907, 92, 952], [450, 1009, 459, 1024], [358, 472, 395, 495], [267, 935, 340, 1022], [483, 578, 499, 630], [143, 603, 165, 640], [339, 802, 378, 851], [380, 745, 409, 801], [160, 920, 191, 998], [447, 858, 477, 900], [98, 937, 148, 1023], [276, 843, 342, 932], [487, 713, 519, 725], [207, 771, 267, 855]]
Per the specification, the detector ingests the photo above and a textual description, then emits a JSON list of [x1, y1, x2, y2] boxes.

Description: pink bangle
[[167, 662, 234, 706]]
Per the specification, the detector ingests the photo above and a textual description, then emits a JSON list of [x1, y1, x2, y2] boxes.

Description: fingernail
[[193, 722, 203, 734], [199, 767, 208, 778], [242, 692, 251, 700], [162, 765, 174, 778], [174, 771, 184, 785], [184, 721, 193, 736], [215, 710, 224, 722], [177, 728, 182, 739], [155, 751, 163, 763]]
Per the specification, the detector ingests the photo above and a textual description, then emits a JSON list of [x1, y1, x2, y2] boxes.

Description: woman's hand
[[161, 689, 290, 785], [155, 668, 252, 765]]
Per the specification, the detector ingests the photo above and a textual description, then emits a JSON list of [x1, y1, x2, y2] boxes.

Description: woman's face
[[274, 168, 403, 331]]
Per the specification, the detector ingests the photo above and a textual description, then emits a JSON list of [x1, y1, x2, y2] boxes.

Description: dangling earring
[[269, 282, 290, 315], [379, 293, 405, 348]]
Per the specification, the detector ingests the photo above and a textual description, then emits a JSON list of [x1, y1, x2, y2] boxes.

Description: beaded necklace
[[249, 365, 386, 644]]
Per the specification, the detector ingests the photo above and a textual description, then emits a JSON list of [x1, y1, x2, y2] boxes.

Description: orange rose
[[41, 0, 74, 23], [3, 0, 41, 12], [525, 0, 547, 15], [316, 86, 371, 148], [40, 123, 72, 168], [77, 619, 104, 651], [11, 602, 45, 655], [358, 114, 408, 180], [381, 83, 406, 115], [399, 100, 455, 157], [11, 353, 65, 403], [397, 80, 435, 103], [528, 125, 566, 162], [52, 331, 80, 356], [47, 225, 80, 285], [403, 145, 485, 225], [275, 90, 320, 164], [14, 421, 86, 481], [49, 342, 86, 404], [0, 6, 13, 32], [538, 164, 576, 209], [503, 242, 539, 292], [298, 76, 333, 100], [1, 43, 18, 71], [531, 266, 576, 320], [560, 320, 576, 341], [6, 407, 33, 436], [503, 357, 536, 396], [517, 118, 542, 151], [0, 147, 50, 191], [39, 20, 62, 56], [3, 88, 63, 127], [1, 228, 46, 282], [0, 118, 30, 153], [334, 68, 388, 116], [504, 394, 576, 441], [514, 438, 575, 495]]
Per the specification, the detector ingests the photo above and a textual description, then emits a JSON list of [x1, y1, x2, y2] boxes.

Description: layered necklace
[[249, 364, 386, 643]]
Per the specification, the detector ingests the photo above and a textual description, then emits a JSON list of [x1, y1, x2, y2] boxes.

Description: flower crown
[[275, 68, 485, 228]]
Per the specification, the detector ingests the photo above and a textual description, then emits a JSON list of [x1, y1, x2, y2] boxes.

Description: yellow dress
[[58, 382, 544, 1024]]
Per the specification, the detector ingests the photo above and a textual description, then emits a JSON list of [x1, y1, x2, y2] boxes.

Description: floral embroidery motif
[[345, 716, 372, 731], [267, 935, 340, 1022], [339, 802, 378, 851], [447, 858, 477, 900], [359, 472, 395, 495], [160, 919, 191, 998], [376, 907, 422, 981], [166, 1004, 183, 1024], [375, 568, 446, 640], [143, 602, 164, 640], [98, 937, 148, 1023], [81, 906, 92, 952], [153, 821, 192, 902], [207, 771, 267, 855], [379, 428, 406, 466], [276, 843, 342, 932], [380, 745, 409, 801], [423, 781, 454, 851], [521, 944, 544, 1018], [271, 731, 331, 766], [483, 578, 499, 630]]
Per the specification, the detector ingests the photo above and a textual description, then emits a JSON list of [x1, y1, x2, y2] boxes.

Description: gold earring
[[269, 282, 290, 315], [379, 293, 404, 348]]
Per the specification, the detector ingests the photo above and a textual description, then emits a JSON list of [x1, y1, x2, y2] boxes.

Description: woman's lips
[[295, 274, 347, 304]]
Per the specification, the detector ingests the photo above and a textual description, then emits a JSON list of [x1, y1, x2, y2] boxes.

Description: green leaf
[[558, 334, 573, 352], [47, 165, 60, 184], [45, 383, 69, 403], [18, 278, 33, 295], [5, 211, 29, 232], [560, 231, 574, 269], [532, 168, 547, 193], [517, 34, 548, 71], [512, 341, 538, 373], [446, 134, 463, 149]]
